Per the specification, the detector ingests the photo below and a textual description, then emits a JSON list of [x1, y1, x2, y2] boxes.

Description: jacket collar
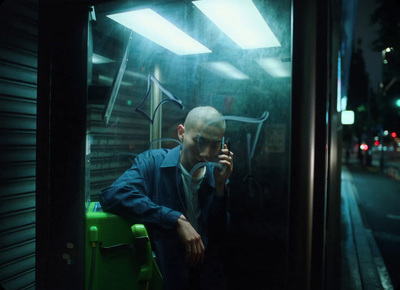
[[160, 145, 181, 168]]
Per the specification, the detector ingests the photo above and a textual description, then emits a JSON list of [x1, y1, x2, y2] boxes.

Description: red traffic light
[[392, 132, 397, 138]]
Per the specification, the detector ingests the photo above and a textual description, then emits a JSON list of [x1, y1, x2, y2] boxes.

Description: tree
[[347, 40, 370, 137], [346, 39, 384, 165], [370, 0, 400, 54], [370, 0, 400, 132]]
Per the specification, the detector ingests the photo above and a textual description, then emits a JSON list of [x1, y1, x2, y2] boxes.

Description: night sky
[[354, 0, 382, 92]]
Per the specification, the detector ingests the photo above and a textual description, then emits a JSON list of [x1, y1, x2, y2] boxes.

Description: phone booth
[[36, 0, 342, 289]]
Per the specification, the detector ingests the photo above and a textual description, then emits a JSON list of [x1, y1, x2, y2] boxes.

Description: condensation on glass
[[87, 0, 292, 286]]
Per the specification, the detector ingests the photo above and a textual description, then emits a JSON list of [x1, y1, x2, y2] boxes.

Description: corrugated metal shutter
[[87, 85, 184, 201], [88, 87, 151, 200], [0, 0, 38, 289]]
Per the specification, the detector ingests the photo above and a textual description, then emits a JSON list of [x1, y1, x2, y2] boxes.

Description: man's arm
[[175, 214, 205, 266], [99, 155, 182, 230]]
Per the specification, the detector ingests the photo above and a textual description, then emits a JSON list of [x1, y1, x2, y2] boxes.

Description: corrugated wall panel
[[0, 225, 36, 249], [0, 62, 37, 84], [1, 269, 35, 290], [0, 257, 35, 289], [0, 147, 36, 164], [88, 90, 151, 200], [0, 194, 35, 215], [0, 81, 37, 100], [0, 0, 38, 289], [0, 132, 36, 147]]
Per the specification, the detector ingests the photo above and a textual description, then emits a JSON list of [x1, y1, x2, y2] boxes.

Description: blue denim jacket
[[99, 145, 228, 290]]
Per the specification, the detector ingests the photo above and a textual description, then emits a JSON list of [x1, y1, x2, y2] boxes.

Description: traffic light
[[392, 132, 397, 138]]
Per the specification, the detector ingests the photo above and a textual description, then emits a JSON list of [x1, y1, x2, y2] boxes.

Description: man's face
[[180, 122, 224, 171]]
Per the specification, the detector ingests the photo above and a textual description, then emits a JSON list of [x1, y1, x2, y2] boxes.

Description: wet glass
[[87, 0, 292, 287]]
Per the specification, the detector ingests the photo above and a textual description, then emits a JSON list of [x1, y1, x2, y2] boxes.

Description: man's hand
[[214, 145, 234, 196], [176, 215, 205, 266]]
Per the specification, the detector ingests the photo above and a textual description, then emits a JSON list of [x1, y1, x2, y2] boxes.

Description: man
[[100, 106, 234, 290]]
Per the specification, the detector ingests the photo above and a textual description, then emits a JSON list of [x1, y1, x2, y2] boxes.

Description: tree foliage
[[369, 0, 400, 132], [346, 39, 383, 145], [370, 0, 400, 53]]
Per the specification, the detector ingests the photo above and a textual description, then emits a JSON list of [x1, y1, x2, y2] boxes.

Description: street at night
[[344, 152, 400, 289]]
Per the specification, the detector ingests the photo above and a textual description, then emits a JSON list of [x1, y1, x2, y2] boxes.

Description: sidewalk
[[341, 165, 394, 290]]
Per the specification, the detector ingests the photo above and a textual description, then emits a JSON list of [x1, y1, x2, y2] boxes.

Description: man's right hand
[[175, 215, 205, 266]]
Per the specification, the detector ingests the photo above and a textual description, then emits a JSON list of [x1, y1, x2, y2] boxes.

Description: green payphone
[[85, 202, 163, 290]]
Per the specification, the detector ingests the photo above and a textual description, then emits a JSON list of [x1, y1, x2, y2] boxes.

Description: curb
[[341, 166, 393, 289]]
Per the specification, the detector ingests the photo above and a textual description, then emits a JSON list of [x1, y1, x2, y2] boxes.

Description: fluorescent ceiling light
[[256, 58, 291, 78], [193, 0, 280, 49], [200, 61, 249, 80], [107, 9, 211, 55], [92, 53, 115, 64]]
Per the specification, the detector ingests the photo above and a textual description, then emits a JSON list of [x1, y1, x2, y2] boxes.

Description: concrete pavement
[[341, 154, 400, 290]]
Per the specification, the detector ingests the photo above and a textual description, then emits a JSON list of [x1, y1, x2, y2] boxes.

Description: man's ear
[[177, 124, 185, 141]]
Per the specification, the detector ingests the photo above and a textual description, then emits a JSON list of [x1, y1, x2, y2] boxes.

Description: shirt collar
[[160, 145, 215, 188]]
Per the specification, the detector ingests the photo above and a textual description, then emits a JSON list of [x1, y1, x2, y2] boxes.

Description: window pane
[[88, 0, 292, 288]]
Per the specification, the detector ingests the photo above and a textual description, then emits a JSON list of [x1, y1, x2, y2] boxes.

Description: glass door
[[87, 0, 292, 288]]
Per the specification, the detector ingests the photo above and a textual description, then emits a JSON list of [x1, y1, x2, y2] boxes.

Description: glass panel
[[88, 0, 292, 288]]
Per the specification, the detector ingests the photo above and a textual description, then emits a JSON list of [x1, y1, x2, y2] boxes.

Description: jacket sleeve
[[99, 154, 182, 230]]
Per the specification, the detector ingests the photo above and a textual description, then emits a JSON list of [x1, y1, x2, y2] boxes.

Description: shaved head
[[178, 106, 226, 173], [184, 106, 226, 132]]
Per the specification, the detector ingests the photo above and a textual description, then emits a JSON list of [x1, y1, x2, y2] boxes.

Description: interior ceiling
[[91, 0, 291, 86]]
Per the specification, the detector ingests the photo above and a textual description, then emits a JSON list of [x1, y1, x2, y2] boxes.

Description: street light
[[382, 47, 394, 64]]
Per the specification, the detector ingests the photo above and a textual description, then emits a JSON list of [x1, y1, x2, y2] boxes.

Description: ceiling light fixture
[[256, 58, 291, 78], [92, 53, 115, 64], [200, 61, 249, 80], [193, 0, 280, 49], [107, 9, 211, 55]]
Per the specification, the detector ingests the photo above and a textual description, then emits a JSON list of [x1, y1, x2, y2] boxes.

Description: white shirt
[[180, 164, 206, 231]]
